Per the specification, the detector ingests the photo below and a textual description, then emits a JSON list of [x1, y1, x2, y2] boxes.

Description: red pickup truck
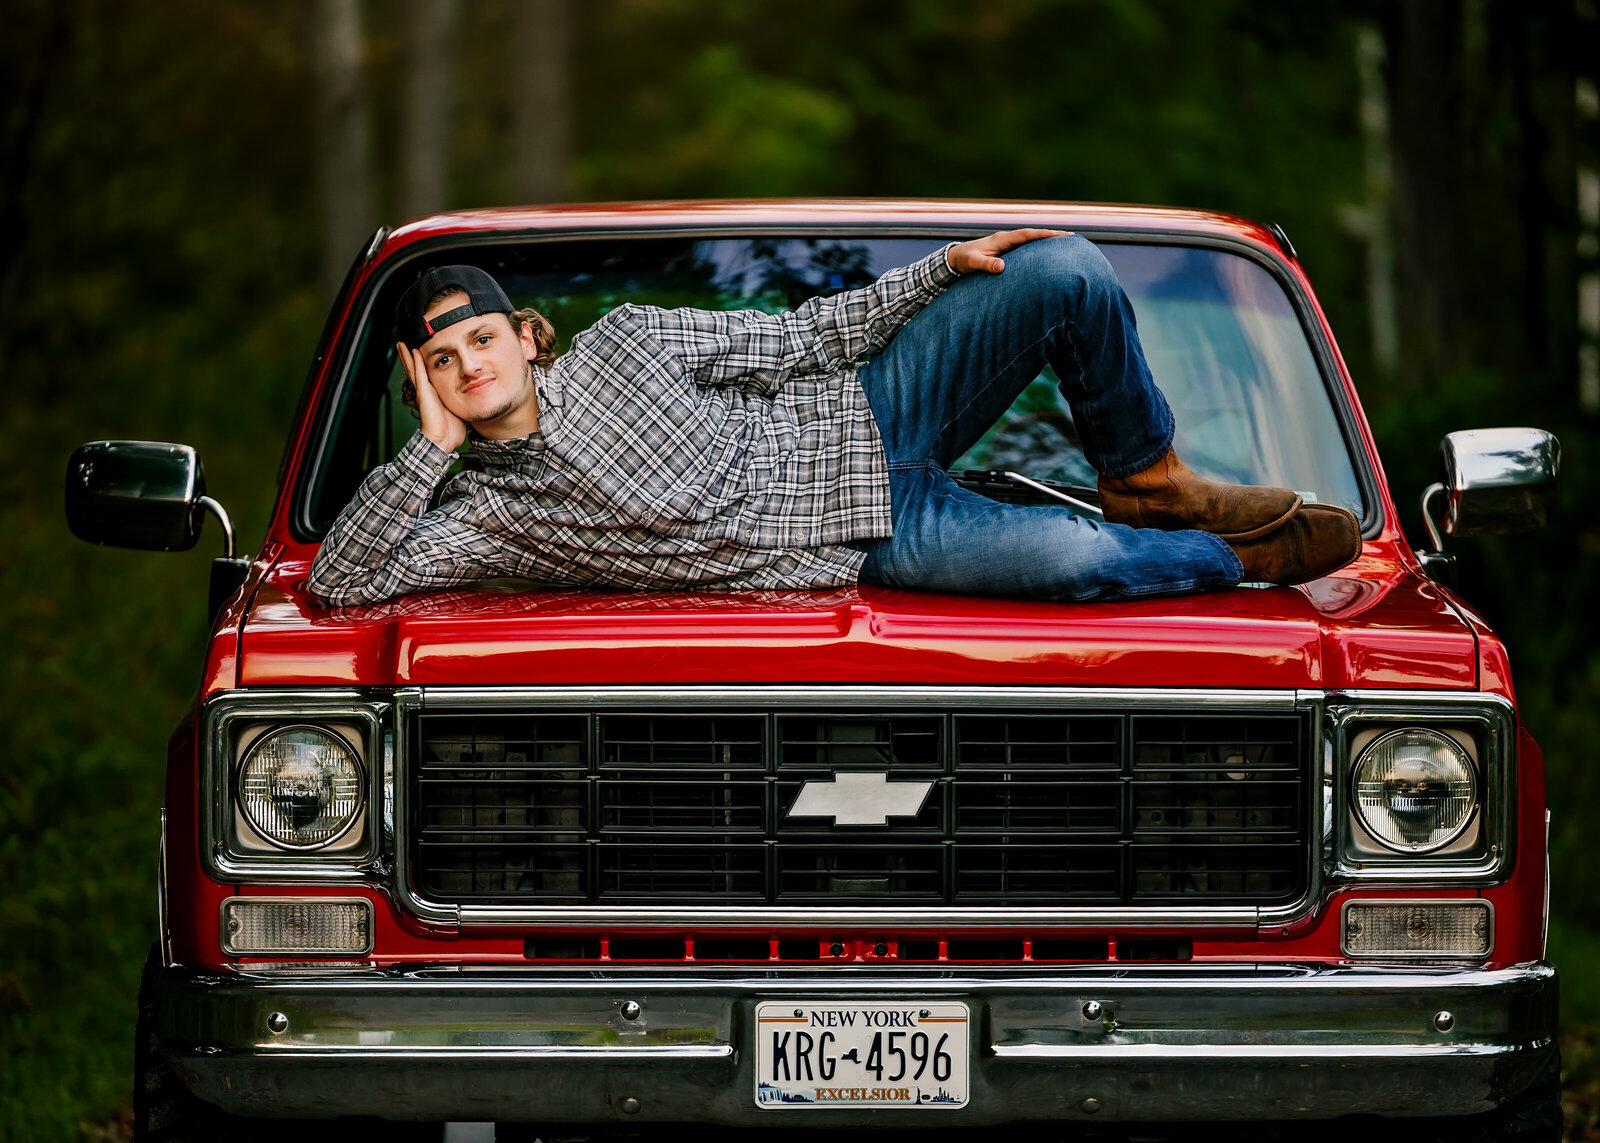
[[69, 201, 1563, 1140]]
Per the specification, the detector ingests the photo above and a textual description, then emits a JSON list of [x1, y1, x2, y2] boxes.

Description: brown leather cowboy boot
[[1227, 503, 1362, 585], [1097, 448, 1302, 541]]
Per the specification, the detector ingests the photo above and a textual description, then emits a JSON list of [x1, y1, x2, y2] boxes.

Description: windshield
[[307, 236, 1364, 533]]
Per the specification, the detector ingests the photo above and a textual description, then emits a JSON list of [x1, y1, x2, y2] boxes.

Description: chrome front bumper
[[157, 961, 1558, 1125]]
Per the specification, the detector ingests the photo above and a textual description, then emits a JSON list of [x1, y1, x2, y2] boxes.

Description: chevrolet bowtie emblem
[[786, 772, 934, 826]]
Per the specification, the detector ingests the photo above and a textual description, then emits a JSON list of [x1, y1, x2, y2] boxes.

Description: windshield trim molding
[[289, 223, 1381, 545]]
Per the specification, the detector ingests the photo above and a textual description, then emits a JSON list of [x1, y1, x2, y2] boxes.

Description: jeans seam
[[1068, 531, 1241, 599], [1095, 402, 1176, 481], [1055, 317, 1110, 471], [1212, 530, 1245, 580], [937, 326, 1062, 463]]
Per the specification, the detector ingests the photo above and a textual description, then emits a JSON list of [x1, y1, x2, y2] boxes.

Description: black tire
[[1399, 1049, 1565, 1143], [134, 943, 231, 1143], [133, 943, 445, 1142], [1466, 1048, 1565, 1142]]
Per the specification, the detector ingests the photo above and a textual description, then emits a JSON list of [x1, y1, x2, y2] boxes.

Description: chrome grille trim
[[394, 686, 1324, 929], [413, 687, 1307, 712]]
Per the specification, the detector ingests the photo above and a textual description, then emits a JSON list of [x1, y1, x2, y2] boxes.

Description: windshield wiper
[[951, 469, 1104, 516]]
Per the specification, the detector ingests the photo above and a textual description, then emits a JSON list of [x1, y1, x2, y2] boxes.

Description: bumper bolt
[[1082, 1000, 1103, 1021], [266, 1012, 288, 1034], [873, 941, 889, 956], [619, 1000, 642, 1021], [829, 941, 845, 957], [1081, 1096, 1102, 1114], [1434, 1010, 1455, 1033], [619, 1097, 641, 1115]]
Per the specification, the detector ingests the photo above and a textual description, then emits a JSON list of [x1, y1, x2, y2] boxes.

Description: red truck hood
[[234, 547, 1478, 690]]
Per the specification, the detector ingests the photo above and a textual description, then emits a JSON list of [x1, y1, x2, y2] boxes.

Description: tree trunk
[[311, 0, 375, 304], [1384, 0, 1467, 388], [1352, 24, 1399, 377], [399, 0, 457, 221], [1581, 71, 1599, 413], [513, 0, 572, 204], [1382, 0, 1582, 412], [1500, 3, 1578, 391], [0, 3, 72, 363]]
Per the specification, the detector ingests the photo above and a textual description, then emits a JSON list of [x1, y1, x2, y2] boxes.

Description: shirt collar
[[467, 429, 546, 470], [463, 364, 550, 470]]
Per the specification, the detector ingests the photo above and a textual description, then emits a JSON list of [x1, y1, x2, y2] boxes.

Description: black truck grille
[[409, 708, 1308, 907]]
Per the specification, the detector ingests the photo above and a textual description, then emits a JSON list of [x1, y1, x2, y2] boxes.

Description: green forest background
[[2, 1, 1598, 1138]]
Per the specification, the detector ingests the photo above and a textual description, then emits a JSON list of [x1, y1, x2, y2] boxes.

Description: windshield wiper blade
[[951, 469, 1104, 516], [1000, 471, 1103, 515]]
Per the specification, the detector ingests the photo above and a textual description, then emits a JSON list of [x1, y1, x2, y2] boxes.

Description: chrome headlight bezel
[[203, 692, 389, 882], [1326, 694, 1514, 883]]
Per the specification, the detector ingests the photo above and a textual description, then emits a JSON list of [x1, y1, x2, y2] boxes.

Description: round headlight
[[1352, 728, 1476, 853], [238, 726, 365, 849]]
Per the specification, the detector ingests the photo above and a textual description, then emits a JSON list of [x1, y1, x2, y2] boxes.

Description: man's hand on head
[[398, 341, 469, 453], [947, 228, 1073, 275]]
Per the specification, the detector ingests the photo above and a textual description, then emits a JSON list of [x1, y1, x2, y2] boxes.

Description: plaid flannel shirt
[[308, 245, 961, 606]]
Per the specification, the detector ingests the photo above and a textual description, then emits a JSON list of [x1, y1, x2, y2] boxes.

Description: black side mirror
[[66, 440, 250, 619], [66, 440, 207, 551]]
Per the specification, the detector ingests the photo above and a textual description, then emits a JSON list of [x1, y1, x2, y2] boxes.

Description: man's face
[[416, 291, 538, 427]]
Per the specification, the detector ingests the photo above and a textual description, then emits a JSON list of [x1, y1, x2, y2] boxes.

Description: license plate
[[754, 1001, 970, 1108]]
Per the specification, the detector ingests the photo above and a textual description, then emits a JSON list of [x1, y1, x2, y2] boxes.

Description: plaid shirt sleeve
[[307, 431, 501, 606], [628, 243, 962, 395]]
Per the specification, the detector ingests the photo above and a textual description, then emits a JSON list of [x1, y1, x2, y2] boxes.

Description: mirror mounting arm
[[199, 496, 249, 620], [198, 495, 236, 560], [1416, 482, 1457, 587], [1419, 482, 1447, 553]]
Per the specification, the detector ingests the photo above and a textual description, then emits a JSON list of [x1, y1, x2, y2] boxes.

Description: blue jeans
[[853, 235, 1243, 600]]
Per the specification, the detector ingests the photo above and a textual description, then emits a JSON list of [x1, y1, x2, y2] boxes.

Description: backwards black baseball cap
[[396, 265, 515, 350]]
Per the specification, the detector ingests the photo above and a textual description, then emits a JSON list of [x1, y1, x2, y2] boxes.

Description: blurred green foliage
[[0, 1, 1595, 1138]]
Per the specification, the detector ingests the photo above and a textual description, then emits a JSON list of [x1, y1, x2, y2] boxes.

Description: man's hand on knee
[[947, 228, 1073, 275]]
